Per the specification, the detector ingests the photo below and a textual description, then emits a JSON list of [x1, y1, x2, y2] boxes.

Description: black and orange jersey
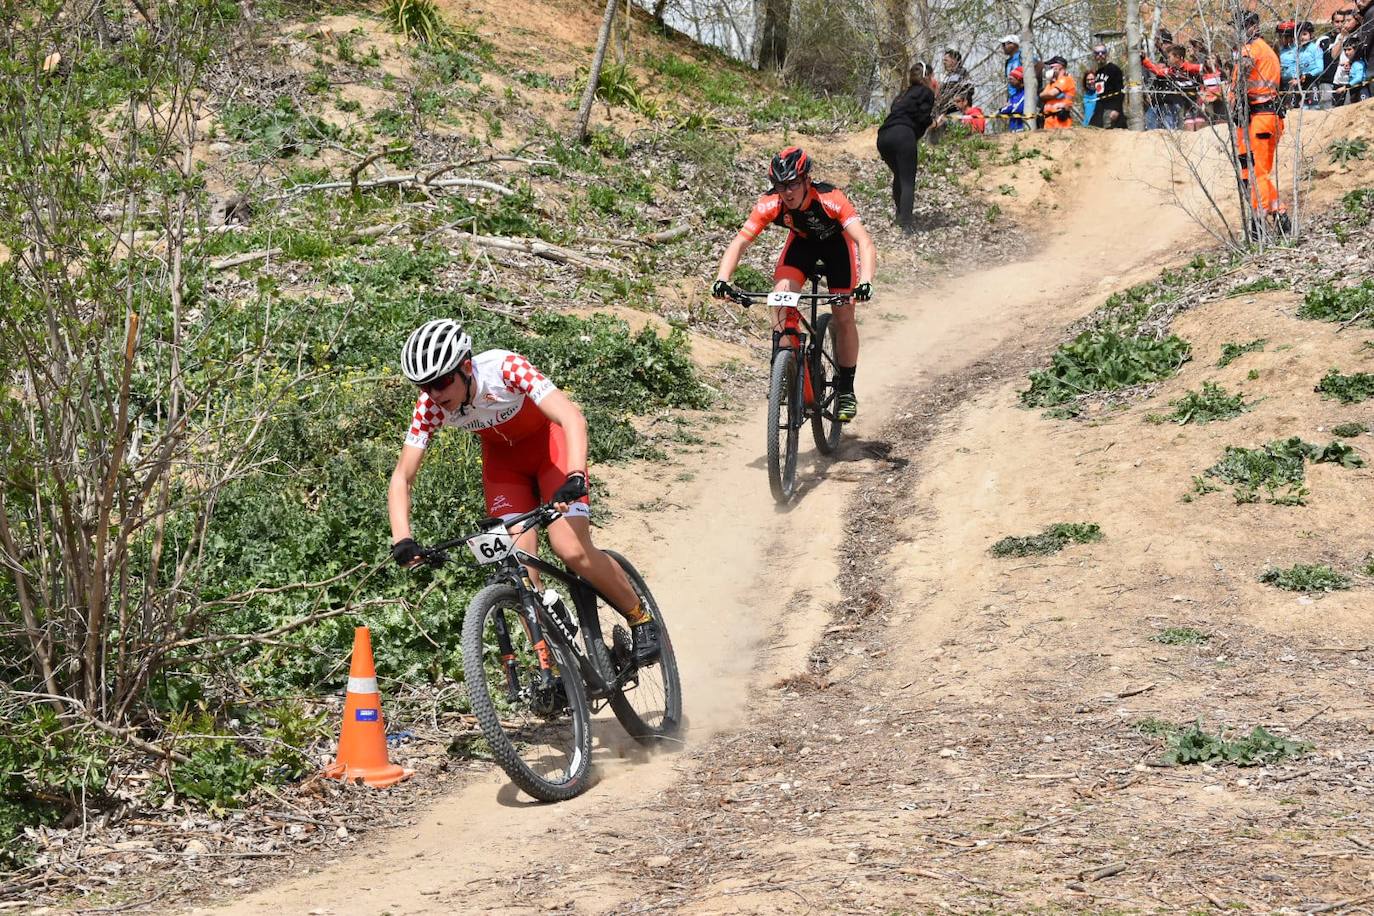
[[739, 182, 861, 243]]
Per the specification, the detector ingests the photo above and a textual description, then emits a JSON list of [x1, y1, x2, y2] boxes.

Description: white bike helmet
[[401, 319, 472, 385]]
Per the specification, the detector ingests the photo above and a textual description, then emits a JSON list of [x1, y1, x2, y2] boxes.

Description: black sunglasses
[[774, 178, 806, 192], [420, 368, 460, 394]]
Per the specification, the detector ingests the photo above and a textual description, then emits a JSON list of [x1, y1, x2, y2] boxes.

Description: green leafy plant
[[1315, 369, 1374, 404], [1259, 564, 1352, 592], [1166, 381, 1248, 424], [171, 739, 269, 811], [1298, 280, 1374, 325], [1202, 436, 1364, 504], [1331, 421, 1368, 437], [1021, 329, 1191, 409], [1151, 627, 1211, 645], [1229, 276, 1286, 296], [1217, 338, 1267, 367], [1341, 187, 1374, 227], [990, 522, 1103, 558], [1329, 137, 1369, 164], [1162, 723, 1310, 766], [384, 0, 454, 46], [218, 96, 342, 158]]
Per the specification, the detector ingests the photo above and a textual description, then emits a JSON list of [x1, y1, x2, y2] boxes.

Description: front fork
[[772, 309, 814, 412], [495, 582, 557, 702]]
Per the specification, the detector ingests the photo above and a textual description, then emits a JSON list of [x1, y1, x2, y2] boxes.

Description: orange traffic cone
[[323, 627, 413, 788]]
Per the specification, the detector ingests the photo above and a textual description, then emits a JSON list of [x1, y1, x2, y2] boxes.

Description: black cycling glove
[[391, 537, 423, 566], [552, 472, 588, 504], [853, 282, 873, 302], [712, 279, 734, 300]]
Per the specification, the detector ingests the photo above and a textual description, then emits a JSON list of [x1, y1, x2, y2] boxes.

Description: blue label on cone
[[356, 708, 379, 721]]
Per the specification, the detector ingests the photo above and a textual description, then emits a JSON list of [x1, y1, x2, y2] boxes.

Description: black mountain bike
[[725, 274, 848, 503], [419, 504, 682, 802]]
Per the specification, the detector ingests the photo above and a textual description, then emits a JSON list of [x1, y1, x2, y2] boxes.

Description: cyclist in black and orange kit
[[387, 319, 660, 664], [711, 147, 877, 421]]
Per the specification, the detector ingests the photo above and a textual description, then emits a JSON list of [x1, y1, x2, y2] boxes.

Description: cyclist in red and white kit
[[387, 319, 660, 664], [711, 146, 877, 421]]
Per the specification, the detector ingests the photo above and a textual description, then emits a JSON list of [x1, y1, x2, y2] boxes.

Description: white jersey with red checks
[[404, 349, 557, 449]]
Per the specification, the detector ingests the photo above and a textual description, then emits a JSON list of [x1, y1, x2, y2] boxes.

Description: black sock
[[836, 365, 856, 395]]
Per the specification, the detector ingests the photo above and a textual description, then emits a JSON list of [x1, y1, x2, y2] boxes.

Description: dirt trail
[[202, 128, 1276, 916]]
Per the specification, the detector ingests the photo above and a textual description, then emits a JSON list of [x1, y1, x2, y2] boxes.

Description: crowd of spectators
[[899, 7, 1374, 136]]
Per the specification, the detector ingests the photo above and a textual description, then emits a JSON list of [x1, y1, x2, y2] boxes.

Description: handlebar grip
[[418, 547, 449, 568]]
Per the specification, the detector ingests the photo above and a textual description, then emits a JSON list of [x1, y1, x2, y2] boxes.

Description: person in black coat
[[876, 63, 935, 232]]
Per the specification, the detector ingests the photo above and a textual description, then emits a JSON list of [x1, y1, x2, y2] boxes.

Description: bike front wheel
[[461, 584, 593, 802], [766, 349, 801, 503], [809, 312, 842, 455]]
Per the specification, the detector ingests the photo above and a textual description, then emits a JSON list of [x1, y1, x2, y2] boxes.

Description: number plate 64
[[467, 527, 514, 564]]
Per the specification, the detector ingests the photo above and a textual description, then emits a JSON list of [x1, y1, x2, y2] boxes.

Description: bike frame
[[428, 514, 634, 705], [741, 274, 848, 424]]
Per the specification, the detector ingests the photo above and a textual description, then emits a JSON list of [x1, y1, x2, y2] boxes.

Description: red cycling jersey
[[405, 349, 590, 519], [739, 182, 860, 243]]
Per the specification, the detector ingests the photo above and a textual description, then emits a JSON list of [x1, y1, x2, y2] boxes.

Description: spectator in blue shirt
[[999, 65, 1028, 131], [1001, 34, 1022, 92]]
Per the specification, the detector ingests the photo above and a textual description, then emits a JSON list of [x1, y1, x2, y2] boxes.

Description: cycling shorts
[[774, 232, 859, 294], [481, 422, 591, 521]]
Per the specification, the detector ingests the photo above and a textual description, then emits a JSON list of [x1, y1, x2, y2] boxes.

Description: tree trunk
[[574, 0, 619, 143], [1018, 1, 1039, 128], [756, 0, 790, 69], [1125, 0, 1146, 130]]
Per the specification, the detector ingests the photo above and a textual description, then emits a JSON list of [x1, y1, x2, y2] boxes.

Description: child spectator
[[953, 90, 986, 133], [999, 66, 1028, 132]]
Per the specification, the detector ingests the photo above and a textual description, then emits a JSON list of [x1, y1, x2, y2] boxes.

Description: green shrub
[[1315, 369, 1374, 404], [1021, 329, 1191, 409], [384, 0, 454, 46], [218, 96, 341, 159], [1259, 564, 1352, 592], [1166, 381, 1248, 424], [990, 522, 1103, 558], [1331, 421, 1368, 437], [1202, 436, 1364, 504], [1217, 338, 1267, 367], [171, 739, 269, 811], [1298, 280, 1374, 325], [1162, 723, 1309, 766]]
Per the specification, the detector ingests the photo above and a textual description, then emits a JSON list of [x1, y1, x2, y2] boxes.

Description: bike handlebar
[[723, 288, 851, 308], [416, 503, 564, 568]]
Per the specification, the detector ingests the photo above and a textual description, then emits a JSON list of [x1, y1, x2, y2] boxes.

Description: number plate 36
[[467, 527, 514, 564]]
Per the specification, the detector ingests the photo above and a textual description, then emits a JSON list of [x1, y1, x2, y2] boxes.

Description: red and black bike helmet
[[768, 146, 812, 186]]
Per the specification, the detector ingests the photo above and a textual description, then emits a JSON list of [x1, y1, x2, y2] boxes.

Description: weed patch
[[1331, 421, 1368, 437], [1315, 369, 1374, 404], [1021, 329, 1190, 410], [1217, 338, 1267, 367], [1150, 627, 1211, 645], [1260, 564, 1352, 591], [1298, 280, 1374, 325], [1201, 437, 1364, 504], [1166, 381, 1248, 424], [990, 523, 1103, 558], [1160, 723, 1310, 767], [1229, 277, 1287, 296]]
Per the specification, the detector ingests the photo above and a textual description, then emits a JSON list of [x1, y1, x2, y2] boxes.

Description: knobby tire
[[810, 312, 842, 455], [599, 550, 682, 743], [767, 349, 800, 503], [461, 583, 593, 802]]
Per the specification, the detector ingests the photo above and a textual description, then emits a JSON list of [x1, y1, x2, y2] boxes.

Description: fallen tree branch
[[441, 226, 618, 272], [264, 172, 516, 201], [208, 247, 282, 271]]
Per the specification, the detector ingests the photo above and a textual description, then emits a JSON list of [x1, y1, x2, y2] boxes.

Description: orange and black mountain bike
[[725, 273, 847, 503]]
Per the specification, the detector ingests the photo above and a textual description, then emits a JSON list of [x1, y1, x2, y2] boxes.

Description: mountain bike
[[418, 504, 682, 802], [725, 274, 848, 503]]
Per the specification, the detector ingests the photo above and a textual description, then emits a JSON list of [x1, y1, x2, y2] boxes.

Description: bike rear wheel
[[809, 312, 842, 455], [766, 349, 800, 503], [461, 584, 593, 802], [584, 551, 683, 743]]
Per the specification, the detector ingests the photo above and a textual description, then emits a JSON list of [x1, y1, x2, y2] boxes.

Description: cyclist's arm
[[535, 389, 589, 475], [388, 444, 426, 544], [715, 232, 754, 284], [843, 220, 877, 286]]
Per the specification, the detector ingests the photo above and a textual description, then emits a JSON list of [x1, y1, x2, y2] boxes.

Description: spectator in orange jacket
[[1231, 11, 1289, 238], [1040, 56, 1077, 128]]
